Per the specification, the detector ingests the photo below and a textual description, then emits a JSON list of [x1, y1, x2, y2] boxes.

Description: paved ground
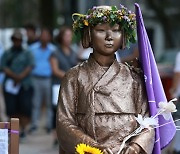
[[20, 128, 58, 154], [19, 111, 58, 154]]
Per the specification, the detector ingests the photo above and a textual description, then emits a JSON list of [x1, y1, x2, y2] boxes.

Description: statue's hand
[[94, 145, 111, 154], [102, 149, 109, 154], [121, 143, 141, 154]]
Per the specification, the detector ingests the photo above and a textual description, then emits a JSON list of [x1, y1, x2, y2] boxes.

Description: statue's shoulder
[[62, 61, 89, 82], [62, 64, 80, 82], [124, 59, 142, 73], [124, 59, 144, 81]]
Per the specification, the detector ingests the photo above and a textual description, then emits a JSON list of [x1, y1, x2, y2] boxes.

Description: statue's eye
[[97, 29, 105, 32], [113, 29, 120, 32]]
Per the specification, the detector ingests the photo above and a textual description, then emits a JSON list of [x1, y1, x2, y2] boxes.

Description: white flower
[[135, 114, 158, 129], [97, 12, 103, 18], [158, 98, 177, 120], [160, 112, 172, 120], [158, 99, 177, 113], [144, 75, 147, 82]]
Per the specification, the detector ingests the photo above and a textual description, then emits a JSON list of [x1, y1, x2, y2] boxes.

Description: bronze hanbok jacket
[[56, 55, 155, 154]]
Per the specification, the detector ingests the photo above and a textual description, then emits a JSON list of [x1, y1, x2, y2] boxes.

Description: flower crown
[[72, 5, 137, 48]]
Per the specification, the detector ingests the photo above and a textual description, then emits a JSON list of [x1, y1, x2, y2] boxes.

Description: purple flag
[[135, 3, 176, 154]]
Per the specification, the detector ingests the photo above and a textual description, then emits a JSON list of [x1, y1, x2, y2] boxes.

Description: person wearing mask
[[1, 30, 34, 139], [29, 28, 56, 133]]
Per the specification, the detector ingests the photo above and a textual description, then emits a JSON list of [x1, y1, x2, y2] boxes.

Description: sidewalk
[[20, 128, 58, 154], [19, 110, 58, 154]]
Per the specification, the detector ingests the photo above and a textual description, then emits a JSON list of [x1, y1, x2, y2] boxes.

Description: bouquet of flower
[[76, 143, 103, 154]]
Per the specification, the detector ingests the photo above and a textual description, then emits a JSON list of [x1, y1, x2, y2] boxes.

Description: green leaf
[[110, 21, 116, 26], [110, 14, 115, 19], [111, 6, 118, 11]]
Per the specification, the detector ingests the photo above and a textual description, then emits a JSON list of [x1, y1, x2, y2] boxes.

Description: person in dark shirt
[[1, 30, 34, 139]]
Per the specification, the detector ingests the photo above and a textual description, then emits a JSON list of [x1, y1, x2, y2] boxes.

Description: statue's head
[[72, 5, 136, 49]]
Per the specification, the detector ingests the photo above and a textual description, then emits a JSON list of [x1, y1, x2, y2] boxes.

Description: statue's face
[[91, 23, 122, 56]]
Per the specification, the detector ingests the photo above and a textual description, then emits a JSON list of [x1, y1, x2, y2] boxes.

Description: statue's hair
[[81, 27, 90, 48]]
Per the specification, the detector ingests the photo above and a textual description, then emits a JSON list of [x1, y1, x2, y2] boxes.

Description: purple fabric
[[10, 130, 19, 134], [135, 3, 176, 154], [4, 122, 8, 129]]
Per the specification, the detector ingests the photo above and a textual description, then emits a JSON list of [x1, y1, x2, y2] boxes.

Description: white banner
[[52, 84, 60, 106], [0, 129, 8, 154]]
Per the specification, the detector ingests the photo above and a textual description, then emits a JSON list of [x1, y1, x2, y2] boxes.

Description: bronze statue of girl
[[56, 5, 154, 154]]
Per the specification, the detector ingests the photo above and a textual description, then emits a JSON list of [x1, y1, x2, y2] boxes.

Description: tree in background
[[0, 0, 180, 49], [146, 0, 180, 48], [39, 0, 54, 29], [0, 0, 39, 27]]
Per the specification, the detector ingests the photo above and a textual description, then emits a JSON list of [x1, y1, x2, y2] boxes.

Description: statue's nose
[[105, 31, 113, 41]]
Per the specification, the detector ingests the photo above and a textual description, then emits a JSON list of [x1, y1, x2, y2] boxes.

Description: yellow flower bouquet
[[76, 143, 103, 154]]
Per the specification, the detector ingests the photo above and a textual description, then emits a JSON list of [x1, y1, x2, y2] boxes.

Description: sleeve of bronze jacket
[[56, 68, 99, 153], [130, 73, 155, 154]]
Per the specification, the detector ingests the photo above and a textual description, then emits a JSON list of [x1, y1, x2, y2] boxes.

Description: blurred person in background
[[0, 42, 7, 122], [170, 51, 180, 154], [0, 30, 34, 139], [24, 23, 38, 46], [117, 43, 139, 64], [53, 26, 77, 71], [29, 28, 56, 134], [77, 42, 93, 63], [51, 26, 77, 146]]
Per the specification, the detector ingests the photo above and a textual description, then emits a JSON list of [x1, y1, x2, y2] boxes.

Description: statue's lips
[[105, 44, 113, 48]]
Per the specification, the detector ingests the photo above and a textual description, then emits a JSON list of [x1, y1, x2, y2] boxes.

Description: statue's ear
[[81, 27, 91, 48], [120, 30, 126, 50]]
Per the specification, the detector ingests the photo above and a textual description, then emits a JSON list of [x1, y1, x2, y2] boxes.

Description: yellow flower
[[76, 143, 103, 154], [118, 15, 122, 20], [129, 13, 136, 20], [84, 20, 89, 26]]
